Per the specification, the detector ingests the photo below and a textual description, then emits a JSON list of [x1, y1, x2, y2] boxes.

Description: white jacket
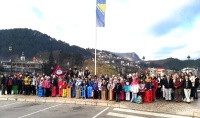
[[130, 84, 139, 93], [190, 76, 195, 87]]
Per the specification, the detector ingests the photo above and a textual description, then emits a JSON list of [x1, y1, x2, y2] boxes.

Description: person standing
[[18, 75, 23, 94], [43, 76, 51, 97], [93, 79, 99, 99], [114, 79, 122, 102], [130, 77, 139, 103], [180, 72, 186, 101], [7, 75, 13, 95], [194, 76, 199, 99], [24, 73, 30, 95], [156, 74, 162, 99], [52, 75, 58, 97], [84, 67, 90, 78], [189, 72, 195, 101], [1, 73, 8, 95], [101, 79, 108, 100], [183, 75, 192, 104], [174, 75, 183, 102], [164, 75, 173, 101], [160, 75, 166, 99], [31, 75, 37, 95], [12, 74, 19, 94]]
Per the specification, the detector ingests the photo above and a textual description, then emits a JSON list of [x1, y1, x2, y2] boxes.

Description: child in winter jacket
[[43, 76, 51, 97], [145, 77, 152, 90], [139, 79, 145, 101], [130, 77, 139, 103], [124, 81, 130, 101], [58, 77, 63, 97], [62, 80, 67, 97]]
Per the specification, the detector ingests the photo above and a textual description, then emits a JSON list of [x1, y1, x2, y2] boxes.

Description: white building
[[181, 67, 198, 75]]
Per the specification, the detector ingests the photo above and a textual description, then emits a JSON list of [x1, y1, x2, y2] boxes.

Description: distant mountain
[[148, 58, 200, 71], [0, 28, 92, 59], [113, 52, 141, 61]]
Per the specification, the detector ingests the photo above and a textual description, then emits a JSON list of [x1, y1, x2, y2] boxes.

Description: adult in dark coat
[[18, 75, 23, 94], [84, 67, 90, 78], [194, 77, 199, 99], [163, 75, 173, 101], [182, 75, 192, 103], [1, 73, 8, 95], [114, 79, 122, 102], [7, 75, 13, 95]]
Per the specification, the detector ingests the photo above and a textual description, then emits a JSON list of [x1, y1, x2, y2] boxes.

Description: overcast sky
[[1, 0, 200, 60]]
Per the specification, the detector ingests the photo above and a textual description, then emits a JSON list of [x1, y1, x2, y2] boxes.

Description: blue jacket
[[124, 85, 130, 92], [92, 83, 99, 91], [12, 78, 19, 85]]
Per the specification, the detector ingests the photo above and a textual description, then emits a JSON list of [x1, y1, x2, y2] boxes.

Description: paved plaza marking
[[92, 107, 109, 118], [112, 108, 193, 118], [0, 102, 20, 108], [18, 104, 62, 118], [107, 112, 147, 118]]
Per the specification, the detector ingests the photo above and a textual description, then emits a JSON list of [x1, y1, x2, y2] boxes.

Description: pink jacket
[[139, 83, 145, 92], [43, 80, 51, 88], [130, 77, 139, 93]]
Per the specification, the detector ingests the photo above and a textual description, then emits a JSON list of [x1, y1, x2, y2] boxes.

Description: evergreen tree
[[48, 52, 56, 75], [0, 65, 5, 72]]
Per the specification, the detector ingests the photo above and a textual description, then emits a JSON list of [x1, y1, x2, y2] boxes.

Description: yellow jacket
[[24, 76, 31, 85]]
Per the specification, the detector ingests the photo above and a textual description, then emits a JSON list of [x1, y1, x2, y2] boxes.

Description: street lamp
[[8, 44, 13, 74], [187, 55, 190, 68], [187, 55, 190, 74], [142, 56, 145, 70]]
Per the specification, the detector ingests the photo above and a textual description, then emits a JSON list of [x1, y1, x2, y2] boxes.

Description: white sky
[[0, 0, 200, 60]]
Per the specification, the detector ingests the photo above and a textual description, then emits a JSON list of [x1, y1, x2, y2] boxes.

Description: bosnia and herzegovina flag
[[96, 0, 106, 27]]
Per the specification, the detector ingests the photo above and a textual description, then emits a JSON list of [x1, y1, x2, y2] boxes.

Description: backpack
[[195, 78, 199, 88], [8, 79, 12, 86], [135, 95, 142, 104]]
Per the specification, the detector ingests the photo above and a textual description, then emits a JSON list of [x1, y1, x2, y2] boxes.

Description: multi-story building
[[148, 67, 175, 77], [181, 67, 198, 75], [1, 52, 42, 73]]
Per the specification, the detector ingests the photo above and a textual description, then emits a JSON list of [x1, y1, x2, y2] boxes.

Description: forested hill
[[0, 28, 92, 59]]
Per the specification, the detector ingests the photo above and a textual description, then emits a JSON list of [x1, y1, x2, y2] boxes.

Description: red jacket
[[58, 80, 63, 88], [62, 82, 67, 89], [152, 79, 158, 89], [174, 79, 183, 88]]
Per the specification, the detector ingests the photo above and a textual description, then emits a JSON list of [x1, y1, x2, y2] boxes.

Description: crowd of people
[[1, 67, 200, 104]]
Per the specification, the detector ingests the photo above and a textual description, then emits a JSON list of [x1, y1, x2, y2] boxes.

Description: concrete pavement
[[0, 94, 200, 117], [0, 101, 196, 118]]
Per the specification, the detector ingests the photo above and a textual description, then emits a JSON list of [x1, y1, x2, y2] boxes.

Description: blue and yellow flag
[[96, 0, 106, 27]]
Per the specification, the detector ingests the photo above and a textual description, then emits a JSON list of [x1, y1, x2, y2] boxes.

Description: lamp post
[[8, 44, 13, 74], [142, 56, 145, 70], [187, 55, 190, 73]]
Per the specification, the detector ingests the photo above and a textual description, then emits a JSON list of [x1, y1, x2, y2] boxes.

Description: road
[[0, 101, 193, 118]]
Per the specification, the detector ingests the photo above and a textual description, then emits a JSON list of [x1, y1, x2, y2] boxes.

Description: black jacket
[[114, 83, 122, 94], [164, 79, 173, 89], [183, 80, 192, 89], [195, 78, 199, 88], [52, 78, 58, 86], [1, 76, 6, 85], [1, 76, 9, 85]]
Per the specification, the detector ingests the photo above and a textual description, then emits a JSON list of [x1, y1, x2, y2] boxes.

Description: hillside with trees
[[0, 28, 92, 59], [0, 28, 200, 74]]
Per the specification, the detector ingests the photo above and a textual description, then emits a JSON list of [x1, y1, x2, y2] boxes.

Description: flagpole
[[95, 17, 97, 76]]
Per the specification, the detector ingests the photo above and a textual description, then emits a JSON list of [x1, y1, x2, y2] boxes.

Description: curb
[[0, 97, 200, 117]]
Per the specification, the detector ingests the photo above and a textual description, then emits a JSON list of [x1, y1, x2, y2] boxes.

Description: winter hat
[[132, 73, 136, 77]]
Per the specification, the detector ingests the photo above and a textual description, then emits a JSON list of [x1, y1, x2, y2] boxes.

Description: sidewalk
[[0, 94, 200, 117]]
